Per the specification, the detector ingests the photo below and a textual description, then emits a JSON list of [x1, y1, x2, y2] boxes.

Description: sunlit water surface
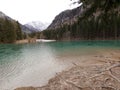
[[0, 41, 120, 90]]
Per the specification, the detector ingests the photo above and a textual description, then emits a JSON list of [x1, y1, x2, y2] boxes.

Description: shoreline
[[15, 39, 56, 44], [15, 50, 120, 90], [15, 39, 29, 44]]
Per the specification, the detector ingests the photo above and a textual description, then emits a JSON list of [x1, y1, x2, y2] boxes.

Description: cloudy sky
[[0, 0, 79, 24]]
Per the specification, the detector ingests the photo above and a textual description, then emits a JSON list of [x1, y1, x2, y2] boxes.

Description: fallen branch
[[56, 73, 82, 90], [108, 69, 120, 83], [88, 63, 120, 82]]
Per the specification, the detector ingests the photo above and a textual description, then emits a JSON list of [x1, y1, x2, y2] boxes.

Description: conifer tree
[[15, 21, 23, 40]]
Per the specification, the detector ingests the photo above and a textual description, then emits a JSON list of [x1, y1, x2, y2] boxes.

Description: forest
[[40, 0, 120, 40], [0, 18, 24, 43]]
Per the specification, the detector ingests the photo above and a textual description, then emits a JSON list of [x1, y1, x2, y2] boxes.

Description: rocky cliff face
[[47, 6, 82, 29]]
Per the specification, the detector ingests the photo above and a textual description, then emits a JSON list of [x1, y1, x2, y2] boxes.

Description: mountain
[[0, 11, 34, 33], [20, 25, 34, 33], [43, 1, 120, 40], [0, 11, 23, 43], [0, 11, 7, 18], [25, 21, 50, 32], [47, 6, 82, 29], [0, 11, 12, 20]]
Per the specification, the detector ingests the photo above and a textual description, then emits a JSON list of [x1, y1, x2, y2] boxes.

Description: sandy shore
[[15, 50, 120, 90], [15, 39, 29, 44]]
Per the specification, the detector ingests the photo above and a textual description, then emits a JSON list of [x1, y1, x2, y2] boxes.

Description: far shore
[[15, 39, 56, 44], [15, 39, 120, 44], [15, 39, 29, 44], [15, 49, 120, 90]]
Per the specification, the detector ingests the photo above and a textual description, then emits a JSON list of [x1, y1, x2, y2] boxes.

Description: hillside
[[47, 6, 82, 29], [0, 11, 24, 43], [0, 11, 33, 33], [42, 1, 120, 40]]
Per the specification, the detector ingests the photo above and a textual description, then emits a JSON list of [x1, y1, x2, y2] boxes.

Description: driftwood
[[56, 62, 120, 90], [89, 63, 120, 81], [56, 73, 82, 90]]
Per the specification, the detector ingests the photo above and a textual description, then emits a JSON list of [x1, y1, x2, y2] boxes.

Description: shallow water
[[0, 41, 120, 90]]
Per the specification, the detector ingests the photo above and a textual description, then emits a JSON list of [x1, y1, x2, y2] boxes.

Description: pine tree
[[4, 18, 16, 43], [15, 21, 23, 40]]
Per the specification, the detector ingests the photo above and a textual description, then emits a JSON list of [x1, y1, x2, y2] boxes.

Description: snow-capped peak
[[25, 21, 50, 31]]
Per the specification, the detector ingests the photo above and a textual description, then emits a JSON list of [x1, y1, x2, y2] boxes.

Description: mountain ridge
[[42, 1, 120, 40], [47, 6, 82, 29], [25, 21, 50, 32], [0, 11, 37, 33]]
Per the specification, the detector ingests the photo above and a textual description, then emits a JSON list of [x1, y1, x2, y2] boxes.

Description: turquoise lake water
[[0, 41, 120, 90]]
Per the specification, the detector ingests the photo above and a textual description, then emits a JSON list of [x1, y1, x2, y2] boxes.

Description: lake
[[0, 41, 120, 90]]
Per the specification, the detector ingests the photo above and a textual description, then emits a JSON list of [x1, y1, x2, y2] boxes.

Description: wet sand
[[15, 50, 120, 90]]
